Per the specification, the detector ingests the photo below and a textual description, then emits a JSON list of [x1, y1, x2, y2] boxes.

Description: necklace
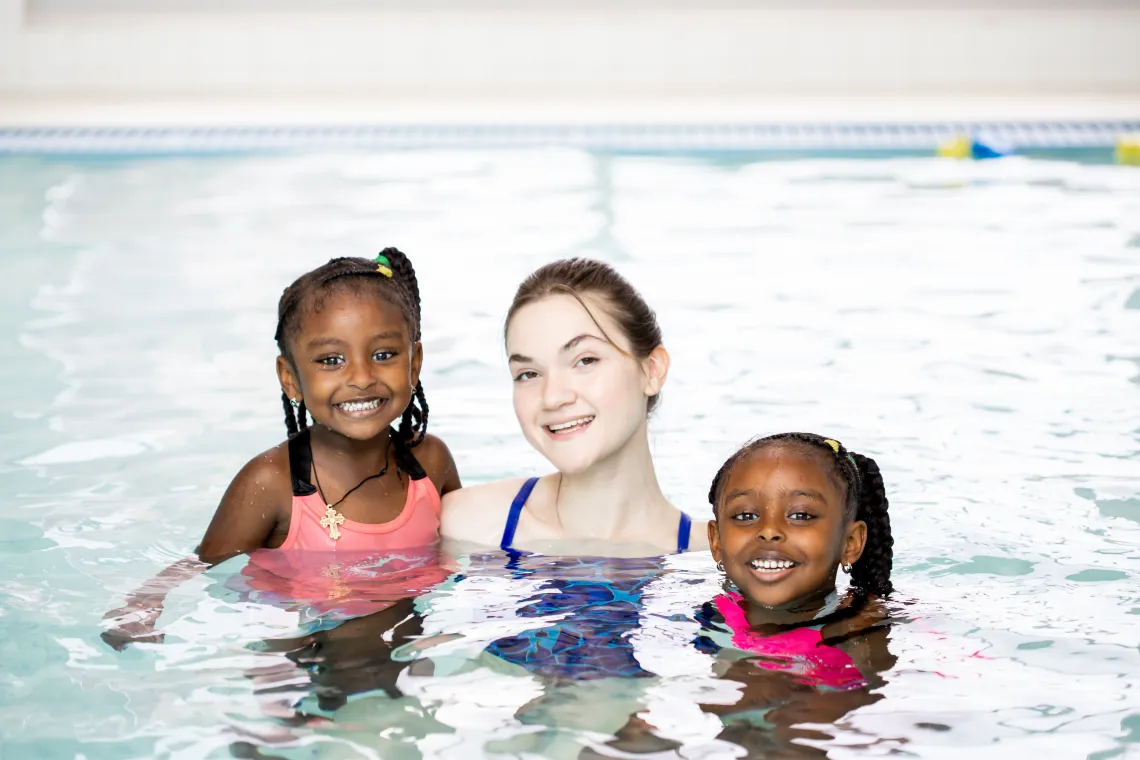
[[311, 431, 391, 540]]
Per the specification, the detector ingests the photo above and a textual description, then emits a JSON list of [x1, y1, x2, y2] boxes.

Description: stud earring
[[290, 398, 300, 408], [716, 562, 725, 572]]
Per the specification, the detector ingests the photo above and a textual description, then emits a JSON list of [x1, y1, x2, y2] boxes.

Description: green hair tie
[[374, 253, 393, 278]]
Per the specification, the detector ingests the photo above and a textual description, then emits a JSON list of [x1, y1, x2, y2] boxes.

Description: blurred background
[[2, 0, 1139, 129]]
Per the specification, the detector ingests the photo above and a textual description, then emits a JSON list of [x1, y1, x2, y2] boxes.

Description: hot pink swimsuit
[[715, 591, 867, 691]]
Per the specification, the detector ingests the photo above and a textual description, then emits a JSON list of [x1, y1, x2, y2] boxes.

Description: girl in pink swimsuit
[[702, 432, 895, 692], [103, 249, 460, 648]]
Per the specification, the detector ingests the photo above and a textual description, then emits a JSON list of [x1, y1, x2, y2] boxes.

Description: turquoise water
[[1, 150, 1139, 759]]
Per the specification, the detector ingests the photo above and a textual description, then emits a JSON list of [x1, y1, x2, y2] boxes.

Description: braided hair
[[707, 432, 894, 597], [273, 249, 430, 472]]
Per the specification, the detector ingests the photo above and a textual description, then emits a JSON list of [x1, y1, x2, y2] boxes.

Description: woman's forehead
[[506, 293, 629, 356]]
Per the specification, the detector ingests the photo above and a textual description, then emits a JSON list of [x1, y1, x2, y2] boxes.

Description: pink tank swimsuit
[[715, 591, 867, 691], [236, 429, 447, 618], [278, 428, 441, 552]]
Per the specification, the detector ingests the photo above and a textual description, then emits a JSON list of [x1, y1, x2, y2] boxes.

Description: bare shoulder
[[411, 433, 461, 495], [685, 512, 712, 551], [199, 441, 293, 562], [227, 442, 293, 502], [440, 477, 531, 545]]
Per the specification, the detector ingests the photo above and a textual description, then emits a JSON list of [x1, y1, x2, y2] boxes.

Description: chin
[[326, 420, 393, 442], [732, 583, 800, 610], [539, 448, 599, 475]]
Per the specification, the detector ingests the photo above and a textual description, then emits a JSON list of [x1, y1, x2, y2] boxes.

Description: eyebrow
[[305, 331, 405, 351], [722, 488, 828, 503], [508, 333, 606, 365]]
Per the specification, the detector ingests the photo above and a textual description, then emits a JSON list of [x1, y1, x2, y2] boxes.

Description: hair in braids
[[708, 432, 894, 597], [273, 249, 431, 470]]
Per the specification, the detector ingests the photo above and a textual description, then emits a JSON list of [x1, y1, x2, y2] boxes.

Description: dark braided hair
[[273, 249, 430, 470], [707, 432, 894, 597]]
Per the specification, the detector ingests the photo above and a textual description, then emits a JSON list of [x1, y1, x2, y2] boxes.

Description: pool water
[[1, 149, 1138, 759]]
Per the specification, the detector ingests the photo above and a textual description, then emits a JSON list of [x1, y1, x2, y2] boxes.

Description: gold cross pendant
[[320, 505, 346, 540]]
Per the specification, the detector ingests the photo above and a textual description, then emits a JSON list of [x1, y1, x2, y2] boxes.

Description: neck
[[548, 420, 673, 541], [310, 423, 393, 469], [741, 584, 842, 628]]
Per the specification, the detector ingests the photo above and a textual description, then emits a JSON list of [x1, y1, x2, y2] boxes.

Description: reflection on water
[[1, 150, 1139, 758], [234, 550, 899, 759]]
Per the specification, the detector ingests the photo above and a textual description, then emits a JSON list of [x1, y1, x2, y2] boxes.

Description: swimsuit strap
[[287, 429, 318, 497], [677, 512, 692, 553], [286, 427, 426, 497], [501, 477, 540, 551]]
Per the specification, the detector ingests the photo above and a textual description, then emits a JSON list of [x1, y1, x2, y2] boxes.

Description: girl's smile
[[709, 447, 865, 613], [279, 292, 421, 442]]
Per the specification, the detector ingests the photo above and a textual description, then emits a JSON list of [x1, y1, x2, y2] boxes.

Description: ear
[[841, 519, 868, 569], [410, 340, 423, 388], [707, 519, 723, 564], [276, 355, 302, 405], [642, 345, 670, 398]]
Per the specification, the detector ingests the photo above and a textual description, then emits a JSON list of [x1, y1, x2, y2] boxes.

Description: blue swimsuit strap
[[502, 477, 692, 554], [500, 477, 540, 551], [677, 512, 691, 553]]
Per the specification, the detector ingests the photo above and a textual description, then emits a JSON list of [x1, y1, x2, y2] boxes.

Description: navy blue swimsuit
[[499, 477, 691, 553], [484, 477, 691, 681]]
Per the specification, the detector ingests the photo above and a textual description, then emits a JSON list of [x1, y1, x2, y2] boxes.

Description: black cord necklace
[[312, 430, 392, 540]]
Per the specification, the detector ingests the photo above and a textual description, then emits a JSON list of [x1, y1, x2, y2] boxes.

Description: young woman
[[441, 257, 706, 556]]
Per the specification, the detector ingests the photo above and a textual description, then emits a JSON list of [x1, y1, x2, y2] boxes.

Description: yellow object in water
[[937, 134, 973, 160], [1117, 135, 1140, 166]]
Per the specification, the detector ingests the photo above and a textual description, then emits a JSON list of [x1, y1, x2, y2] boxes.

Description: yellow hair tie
[[374, 253, 393, 278], [823, 439, 841, 453]]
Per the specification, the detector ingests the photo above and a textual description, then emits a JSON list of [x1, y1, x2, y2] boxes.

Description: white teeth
[[749, 559, 796, 571], [338, 399, 381, 412], [548, 416, 594, 432]]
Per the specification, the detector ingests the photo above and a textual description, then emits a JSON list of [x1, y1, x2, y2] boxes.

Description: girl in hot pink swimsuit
[[703, 432, 895, 691]]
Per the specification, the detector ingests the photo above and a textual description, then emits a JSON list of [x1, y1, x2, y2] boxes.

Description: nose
[[540, 369, 576, 410], [345, 356, 378, 391], [754, 511, 785, 543]]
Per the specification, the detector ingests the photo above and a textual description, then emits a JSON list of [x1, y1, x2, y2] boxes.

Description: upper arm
[[414, 434, 462, 496], [197, 447, 290, 563], [440, 479, 519, 545]]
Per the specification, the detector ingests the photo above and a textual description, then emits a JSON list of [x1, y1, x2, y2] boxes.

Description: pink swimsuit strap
[[714, 592, 867, 691]]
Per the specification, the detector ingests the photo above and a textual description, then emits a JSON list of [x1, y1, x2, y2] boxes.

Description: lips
[[544, 415, 594, 437], [743, 552, 800, 581], [334, 397, 388, 417]]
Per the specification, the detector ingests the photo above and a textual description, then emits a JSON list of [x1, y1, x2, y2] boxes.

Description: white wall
[[2, 0, 1139, 124]]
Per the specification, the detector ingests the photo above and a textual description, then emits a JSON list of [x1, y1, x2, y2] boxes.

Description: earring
[[290, 398, 300, 408], [716, 562, 724, 572], [841, 563, 852, 574]]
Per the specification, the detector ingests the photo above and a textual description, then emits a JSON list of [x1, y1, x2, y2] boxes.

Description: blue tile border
[[1, 121, 1138, 154]]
